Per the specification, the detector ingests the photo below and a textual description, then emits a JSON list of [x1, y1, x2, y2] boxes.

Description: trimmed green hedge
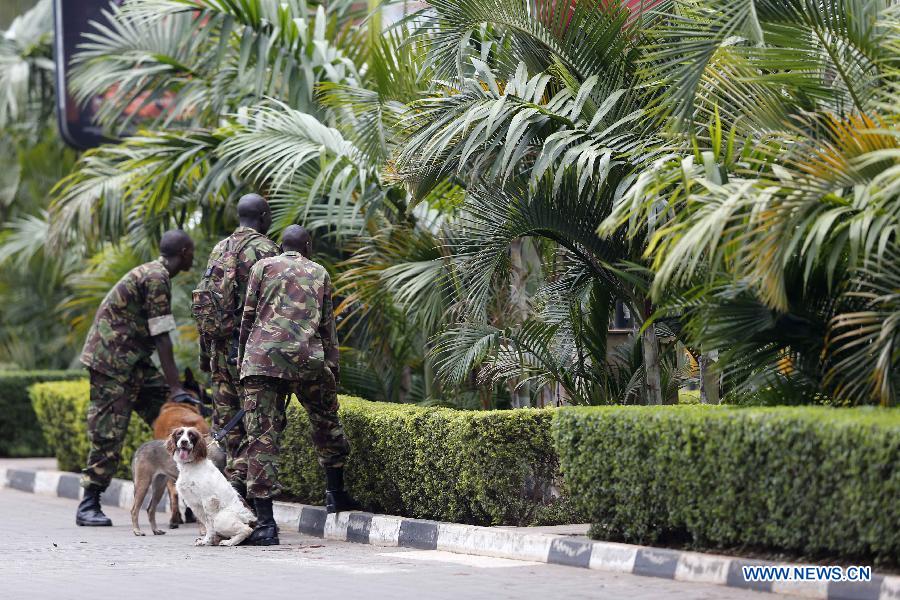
[[282, 398, 578, 526], [30, 379, 579, 526], [30, 380, 154, 478], [29, 379, 899, 555], [0, 370, 82, 457], [554, 405, 900, 563]]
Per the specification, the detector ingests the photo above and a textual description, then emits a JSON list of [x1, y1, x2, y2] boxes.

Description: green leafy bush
[[0, 370, 82, 457], [29, 379, 153, 478], [282, 397, 578, 526], [554, 405, 900, 563], [31, 380, 578, 526]]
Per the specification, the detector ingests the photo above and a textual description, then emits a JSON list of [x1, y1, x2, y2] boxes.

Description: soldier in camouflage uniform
[[197, 194, 278, 497], [237, 225, 359, 546], [76, 230, 195, 527]]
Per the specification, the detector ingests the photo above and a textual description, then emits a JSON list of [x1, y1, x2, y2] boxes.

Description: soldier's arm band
[[148, 314, 177, 336]]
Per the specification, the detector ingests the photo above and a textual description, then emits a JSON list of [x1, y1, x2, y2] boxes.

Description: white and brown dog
[[166, 426, 255, 546]]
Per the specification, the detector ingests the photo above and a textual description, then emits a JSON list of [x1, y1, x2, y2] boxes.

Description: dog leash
[[212, 408, 246, 444]]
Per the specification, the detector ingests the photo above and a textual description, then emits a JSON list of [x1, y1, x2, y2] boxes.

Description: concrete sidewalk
[[3, 458, 896, 600], [0, 486, 778, 600]]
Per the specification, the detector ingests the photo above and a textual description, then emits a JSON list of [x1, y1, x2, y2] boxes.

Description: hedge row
[[29, 379, 579, 526], [0, 370, 82, 457], [32, 379, 898, 559], [554, 405, 900, 564], [30, 380, 154, 479]]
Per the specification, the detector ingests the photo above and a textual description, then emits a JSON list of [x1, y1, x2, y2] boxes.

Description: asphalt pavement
[[0, 487, 778, 599]]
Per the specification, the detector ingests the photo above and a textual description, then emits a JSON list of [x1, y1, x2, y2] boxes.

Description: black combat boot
[[75, 486, 112, 527], [243, 498, 279, 546], [324, 466, 361, 514]]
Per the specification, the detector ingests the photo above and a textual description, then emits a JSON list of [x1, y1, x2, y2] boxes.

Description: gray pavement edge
[[3, 465, 897, 600]]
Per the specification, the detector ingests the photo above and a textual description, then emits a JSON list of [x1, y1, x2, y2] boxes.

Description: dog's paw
[[152, 529, 166, 536], [194, 537, 207, 546], [219, 538, 238, 547]]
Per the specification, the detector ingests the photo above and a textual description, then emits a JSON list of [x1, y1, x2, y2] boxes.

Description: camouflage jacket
[[199, 227, 279, 370], [80, 258, 176, 379], [238, 251, 339, 381]]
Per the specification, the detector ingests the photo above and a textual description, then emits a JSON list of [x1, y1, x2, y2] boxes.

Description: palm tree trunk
[[699, 351, 720, 404], [423, 355, 440, 401], [507, 380, 530, 408], [640, 300, 663, 405], [508, 239, 530, 320], [398, 364, 412, 403]]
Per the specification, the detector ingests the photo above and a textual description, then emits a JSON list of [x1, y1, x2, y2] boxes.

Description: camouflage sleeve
[[319, 273, 340, 378], [238, 261, 263, 368], [144, 270, 175, 337]]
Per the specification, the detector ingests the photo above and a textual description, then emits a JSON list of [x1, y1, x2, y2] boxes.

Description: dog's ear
[[165, 428, 180, 456], [192, 430, 208, 461]]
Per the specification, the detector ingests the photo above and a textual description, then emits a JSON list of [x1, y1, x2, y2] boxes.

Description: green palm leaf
[[0, 0, 53, 128], [216, 100, 376, 235], [71, 0, 360, 133], [828, 247, 900, 406], [410, 0, 644, 83]]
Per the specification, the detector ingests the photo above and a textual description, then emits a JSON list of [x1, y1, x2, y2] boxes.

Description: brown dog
[[153, 397, 208, 438], [151, 368, 210, 528]]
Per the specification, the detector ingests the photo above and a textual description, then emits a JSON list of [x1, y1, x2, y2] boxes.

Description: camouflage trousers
[[82, 367, 167, 490], [241, 369, 349, 500], [210, 341, 247, 483]]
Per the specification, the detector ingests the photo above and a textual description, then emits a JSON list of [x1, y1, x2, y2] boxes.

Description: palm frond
[[409, 0, 647, 83], [601, 112, 900, 311], [217, 100, 378, 235], [71, 0, 360, 133], [0, 211, 52, 267], [0, 0, 53, 128], [642, 0, 897, 124], [827, 248, 900, 406], [318, 28, 427, 164], [49, 129, 227, 248], [455, 176, 630, 319], [397, 62, 649, 197], [62, 244, 143, 341]]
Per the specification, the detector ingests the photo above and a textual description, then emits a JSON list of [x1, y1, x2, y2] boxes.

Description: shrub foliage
[[554, 405, 900, 563], [29, 379, 152, 477], [0, 370, 81, 457], [283, 397, 578, 525], [31, 380, 578, 526]]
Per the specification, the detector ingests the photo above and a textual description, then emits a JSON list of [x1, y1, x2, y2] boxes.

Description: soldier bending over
[[76, 230, 195, 527]]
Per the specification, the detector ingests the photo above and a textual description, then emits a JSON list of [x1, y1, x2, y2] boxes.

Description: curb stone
[[3, 465, 897, 600]]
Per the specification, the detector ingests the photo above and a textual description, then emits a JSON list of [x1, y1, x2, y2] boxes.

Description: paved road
[[0, 488, 777, 599]]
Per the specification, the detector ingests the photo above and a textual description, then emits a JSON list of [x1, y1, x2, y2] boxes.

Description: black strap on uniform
[[212, 408, 246, 443]]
